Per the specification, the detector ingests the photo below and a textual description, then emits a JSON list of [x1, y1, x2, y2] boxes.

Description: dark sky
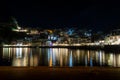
[[1, 0, 120, 31]]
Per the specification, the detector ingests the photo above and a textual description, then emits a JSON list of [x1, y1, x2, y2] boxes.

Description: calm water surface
[[0, 48, 120, 67]]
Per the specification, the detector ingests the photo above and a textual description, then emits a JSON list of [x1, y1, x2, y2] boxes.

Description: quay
[[1, 45, 103, 49], [1, 45, 120, 51]]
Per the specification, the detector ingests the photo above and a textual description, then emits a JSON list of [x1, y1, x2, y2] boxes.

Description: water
[[0, 48, 120, 67]]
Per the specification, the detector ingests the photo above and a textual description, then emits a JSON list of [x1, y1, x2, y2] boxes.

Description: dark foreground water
[[0, 48, 120, 67]]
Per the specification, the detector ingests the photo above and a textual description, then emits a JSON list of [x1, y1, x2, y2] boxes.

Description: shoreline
[[0, 45, 103, 49], [1, 45, 120, 52], [0, 66, 120, 80]]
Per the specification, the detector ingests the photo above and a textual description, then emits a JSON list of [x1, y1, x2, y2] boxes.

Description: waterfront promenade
[[0, 67, 120, 80], [2, 44, 120, 52], [1, 43, 104, 49]]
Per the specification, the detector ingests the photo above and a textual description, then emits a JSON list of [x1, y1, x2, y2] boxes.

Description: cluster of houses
[[12, 25, 120, 46], [1, 17, 120, 46]]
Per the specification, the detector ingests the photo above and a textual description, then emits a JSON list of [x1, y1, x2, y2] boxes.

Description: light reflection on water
[[1, 48, 120, 67]]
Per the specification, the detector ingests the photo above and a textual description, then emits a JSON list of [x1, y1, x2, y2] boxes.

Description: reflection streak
[[2, 48, 120, 67]]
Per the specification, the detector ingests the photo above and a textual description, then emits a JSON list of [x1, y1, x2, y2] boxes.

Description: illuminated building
[[11, 17, 28, 32], [105, 29, 120, 45]]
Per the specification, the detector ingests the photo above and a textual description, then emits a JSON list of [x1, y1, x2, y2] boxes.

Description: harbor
[[0, 1, 120, 79]]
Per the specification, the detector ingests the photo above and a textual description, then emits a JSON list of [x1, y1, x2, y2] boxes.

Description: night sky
[[0, 0, 120, 31]]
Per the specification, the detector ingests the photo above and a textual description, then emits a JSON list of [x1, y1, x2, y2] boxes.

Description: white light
[[17, 26, 21, 29]]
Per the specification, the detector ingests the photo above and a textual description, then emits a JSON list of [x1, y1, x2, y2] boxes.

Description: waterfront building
[[105, 29, 120, 45]]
